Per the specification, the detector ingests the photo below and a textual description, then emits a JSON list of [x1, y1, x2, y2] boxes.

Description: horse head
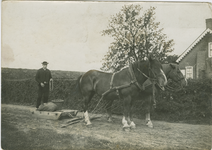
[[166, 63, 187, 87], [148, 56, 167, 91]]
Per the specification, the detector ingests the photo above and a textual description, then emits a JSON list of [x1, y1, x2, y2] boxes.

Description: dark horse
[[144, 63, 187, 128], [77, 56, 167, 128], [106, 63, 187, 128]]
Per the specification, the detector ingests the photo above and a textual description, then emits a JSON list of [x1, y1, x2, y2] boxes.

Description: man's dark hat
[[42, 61, 48, 65]]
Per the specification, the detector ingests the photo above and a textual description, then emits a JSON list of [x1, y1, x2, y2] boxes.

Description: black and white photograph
[[1, 1, 212, 149]]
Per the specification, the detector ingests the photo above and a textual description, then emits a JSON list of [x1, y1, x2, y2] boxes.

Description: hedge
[[154, 78, 212, 124], [2, 78, 211, 124]]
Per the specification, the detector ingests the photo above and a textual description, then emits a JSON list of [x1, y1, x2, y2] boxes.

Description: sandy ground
[[1, 104, 212, 150]]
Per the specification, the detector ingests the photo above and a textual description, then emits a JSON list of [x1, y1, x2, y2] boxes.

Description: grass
[[1, 115, 134, 150]]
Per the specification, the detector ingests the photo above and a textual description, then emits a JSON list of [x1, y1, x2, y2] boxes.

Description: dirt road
[[1, 104, 211, 150]]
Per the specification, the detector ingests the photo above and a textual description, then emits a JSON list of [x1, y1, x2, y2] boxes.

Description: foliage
[[1, 78, 102, 113], [1, 68, 84, 80], [2, 77, 211, 124], [154, 78, 211, 123], [2, 79, 80, 110], [162, 54, 178, 63], [101, 5, 174, 72]]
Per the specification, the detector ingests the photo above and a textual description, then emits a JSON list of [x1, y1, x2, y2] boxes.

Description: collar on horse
[[129, 64, 157, 108], [128, 64, 158, 90], [128, 64, 145, 91]]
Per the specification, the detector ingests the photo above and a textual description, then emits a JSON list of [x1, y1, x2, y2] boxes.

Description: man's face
[[42, 64, 47, 69]]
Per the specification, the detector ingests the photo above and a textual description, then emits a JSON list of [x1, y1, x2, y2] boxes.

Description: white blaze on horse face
[[185, 78, 188, 86], [160, 69, 167, 86]]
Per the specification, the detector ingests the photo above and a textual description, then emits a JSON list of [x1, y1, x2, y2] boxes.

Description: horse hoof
[[123, 123, 131, 130], [107, 118, 113, 122], [130, 122, 136, 129], [123, 127, 131, 132], [146, 123, 153, 128], [146, 121, 153, 128], [85, 121, 92, 126], [86, 124, 92, 128], [131, 125, 136, 129]]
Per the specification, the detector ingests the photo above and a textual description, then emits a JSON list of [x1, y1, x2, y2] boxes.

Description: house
[[176, 18, 212, 79]]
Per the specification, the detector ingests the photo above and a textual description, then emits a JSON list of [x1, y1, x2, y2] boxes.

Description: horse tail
[[76, 74, 83, 95]]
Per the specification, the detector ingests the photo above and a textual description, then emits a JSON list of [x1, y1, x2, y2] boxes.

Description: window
[[209, 42, 212, 57], [185, 66, 193, 79]]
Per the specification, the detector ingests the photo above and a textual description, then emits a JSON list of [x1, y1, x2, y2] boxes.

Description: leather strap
[[110, 73, 115, 89], [101, 64, 151, 98], [129, 64, 145, 91], [152, 81, 156, 108]]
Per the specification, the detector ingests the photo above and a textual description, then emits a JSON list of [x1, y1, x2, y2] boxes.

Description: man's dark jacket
[[35, 68, 52, 85]]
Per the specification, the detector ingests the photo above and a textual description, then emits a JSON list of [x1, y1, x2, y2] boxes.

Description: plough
[[30, 109, 78, 120], [30, 108, 101, 128], [60, 116, 101, 128], [60, 117, 83, 128]]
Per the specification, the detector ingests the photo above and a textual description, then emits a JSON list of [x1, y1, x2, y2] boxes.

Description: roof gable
[[176, 28, 212, 63]]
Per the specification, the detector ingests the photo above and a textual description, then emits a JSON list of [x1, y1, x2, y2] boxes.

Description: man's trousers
[[36, 85, 49, 108]]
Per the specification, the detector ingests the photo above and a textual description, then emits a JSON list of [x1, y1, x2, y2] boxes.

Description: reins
[[165, 79, 185, 92], [165, 66, 186, 92], [137, 66, 158, 108], [137, 68, 149, 78]]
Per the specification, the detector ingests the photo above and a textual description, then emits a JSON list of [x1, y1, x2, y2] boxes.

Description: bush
[[1, 78, 102, 112], [2, 77, 211, 124], [153, 78, 212, 124]]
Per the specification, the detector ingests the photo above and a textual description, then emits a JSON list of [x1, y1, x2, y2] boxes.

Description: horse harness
[[100, 64, 157, 108], [164, 66, 186, 92]]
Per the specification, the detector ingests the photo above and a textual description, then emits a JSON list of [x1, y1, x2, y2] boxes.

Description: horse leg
[[83, 92, 94, 125], [129, 101, 136, 129], [106, 99, 114, 122], [146, 113, 153, 128], [122, 96, 131, 129], [145, 96, 153, 128]]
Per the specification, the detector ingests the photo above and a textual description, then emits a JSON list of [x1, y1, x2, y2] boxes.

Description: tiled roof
[[176, 28, 212, 63]]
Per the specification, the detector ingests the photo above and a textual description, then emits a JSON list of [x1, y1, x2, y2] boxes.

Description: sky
[[1, 1, 212, 72]]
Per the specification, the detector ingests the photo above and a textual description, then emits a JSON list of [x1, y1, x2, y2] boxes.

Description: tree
[[101, 5, 175, 72], [162, 54, 179, 64]]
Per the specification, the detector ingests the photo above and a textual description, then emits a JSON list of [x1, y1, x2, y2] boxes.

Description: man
[[35, 61, 53, 108]]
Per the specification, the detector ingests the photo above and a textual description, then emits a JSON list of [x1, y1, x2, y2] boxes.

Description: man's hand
[[41, 83, 45, 87], [50, 78, 53, 82]]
